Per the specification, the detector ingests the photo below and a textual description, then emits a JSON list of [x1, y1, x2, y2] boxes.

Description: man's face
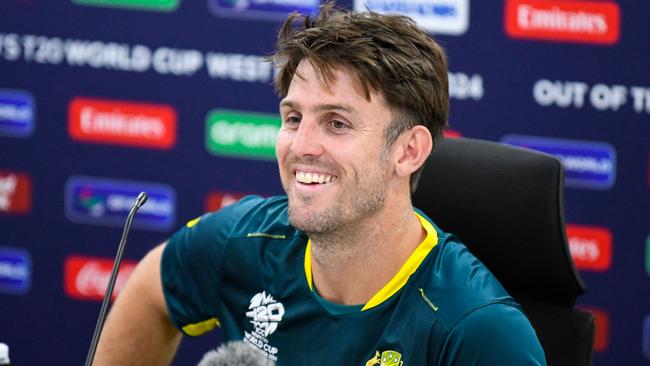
[[276, 59, 394, 233]]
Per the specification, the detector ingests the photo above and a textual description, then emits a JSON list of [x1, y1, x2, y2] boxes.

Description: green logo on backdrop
[[72, 0, 179, 12], [206, 109, 280, 160]]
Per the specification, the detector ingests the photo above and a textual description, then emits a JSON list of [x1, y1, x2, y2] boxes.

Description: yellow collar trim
[[305, 240, 314, 291], [303, 212, 438, 311]]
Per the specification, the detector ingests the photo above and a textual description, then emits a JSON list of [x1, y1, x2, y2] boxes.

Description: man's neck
[[308, 199, 426, 306]]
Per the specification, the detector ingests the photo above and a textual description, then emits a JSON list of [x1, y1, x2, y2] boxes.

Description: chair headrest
[[413, 137, 586, 306]]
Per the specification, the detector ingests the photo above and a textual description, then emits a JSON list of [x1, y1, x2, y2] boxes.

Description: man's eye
[[330, 120, 347, 129], [285, 116, 301, 125]]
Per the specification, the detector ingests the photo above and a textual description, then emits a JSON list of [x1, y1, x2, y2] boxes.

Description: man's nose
[[290, 119, 325, 157]]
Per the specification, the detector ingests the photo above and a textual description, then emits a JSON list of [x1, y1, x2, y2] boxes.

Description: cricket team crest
[[243, 290, 285, 361], [366, 350, 404, 366]]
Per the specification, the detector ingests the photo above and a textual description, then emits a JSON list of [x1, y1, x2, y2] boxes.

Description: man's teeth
[[296, 172, 335, 184]]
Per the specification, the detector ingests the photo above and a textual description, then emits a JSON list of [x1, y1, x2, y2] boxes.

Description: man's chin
[[288, 215, 316, 232], [286, 191, 323, 212], [287, 207, 337, 233]]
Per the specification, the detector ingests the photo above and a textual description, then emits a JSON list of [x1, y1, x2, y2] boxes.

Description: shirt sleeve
[[160, 196, 259, 337], [438, 302, 547, 366]]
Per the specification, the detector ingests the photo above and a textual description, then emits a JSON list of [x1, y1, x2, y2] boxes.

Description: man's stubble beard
[[285, 149, 390, 236]]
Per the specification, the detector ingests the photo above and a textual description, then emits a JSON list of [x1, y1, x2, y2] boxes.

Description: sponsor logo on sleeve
[[0, 171, 31, 215], [209, 0, 320, 20], [205, 191, 249, 212], [69, 97, 176, 149], [501, 135, 616, 190], [355, 0, 469, 35], [0, 246, 31, 295], [65, 176, 176, 231], [64, 255, 137, 301], [0, 89, 34, 138], [505, 0, 620, 45], [566, 224, 612, 272], [72, 0, 179, 12], [206, 109, 280, 160]]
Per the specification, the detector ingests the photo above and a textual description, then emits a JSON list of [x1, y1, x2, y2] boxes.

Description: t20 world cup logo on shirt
[[244, 291, 284, 361], [246, 291, 285, 337]]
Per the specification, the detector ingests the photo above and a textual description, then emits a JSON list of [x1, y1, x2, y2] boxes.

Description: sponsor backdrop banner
[[0, 1, 648, 365]]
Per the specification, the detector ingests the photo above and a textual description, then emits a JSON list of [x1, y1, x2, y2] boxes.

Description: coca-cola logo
[[64, 255, 137, 301], [0, 171, 31, 215]]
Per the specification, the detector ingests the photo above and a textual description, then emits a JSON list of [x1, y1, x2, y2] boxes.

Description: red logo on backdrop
[[567, 224, 612, 271], [205, 191, 248, 212], [68, 97, 177, 149], [505, 0, 620, 45], [0, 171, 31, 214], [580, 307, 609, 352], [443, 129, 462, 138], [64, 255, 137, 301]]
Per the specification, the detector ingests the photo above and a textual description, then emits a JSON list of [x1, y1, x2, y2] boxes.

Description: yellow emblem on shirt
[[365, 350, 404, 366]]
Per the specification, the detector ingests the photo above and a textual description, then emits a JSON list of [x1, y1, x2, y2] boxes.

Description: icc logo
[[245, 291, 285, 337]]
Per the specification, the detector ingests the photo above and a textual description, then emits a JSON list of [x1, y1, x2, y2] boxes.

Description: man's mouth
[[295, 171, 337, 184]]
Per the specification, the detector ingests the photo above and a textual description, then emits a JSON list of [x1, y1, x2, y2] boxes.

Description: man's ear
[[393, 125, 433, 178]]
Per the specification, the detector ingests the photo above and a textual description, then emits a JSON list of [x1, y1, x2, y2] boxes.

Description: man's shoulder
[[194, 195, 293, 238], [414, 223, 517, 331], [410, 228, 546, 363], [165, 195, 295, 256]]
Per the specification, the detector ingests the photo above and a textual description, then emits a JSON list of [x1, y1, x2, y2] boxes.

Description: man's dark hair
[[272, 2, 449, 193]]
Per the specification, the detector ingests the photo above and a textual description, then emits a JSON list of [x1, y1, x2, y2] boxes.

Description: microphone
[[197, 341, 276, 366], [0, 342, 9, 366], [83, 192, 148, 366]]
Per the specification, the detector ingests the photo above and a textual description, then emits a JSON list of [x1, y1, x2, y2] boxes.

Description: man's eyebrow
[[280, 100, 356, 114], [315, 103, 355, 114], [279, 100, 298, 109]]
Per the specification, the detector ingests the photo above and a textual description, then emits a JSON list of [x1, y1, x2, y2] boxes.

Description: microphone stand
[[83, 192, 148, 366]]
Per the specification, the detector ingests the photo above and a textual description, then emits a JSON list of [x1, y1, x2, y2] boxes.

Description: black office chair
[[412, 137, 595, 366]]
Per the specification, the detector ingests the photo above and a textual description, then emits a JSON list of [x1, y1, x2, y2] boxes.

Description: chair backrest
[[412, 137, 594, 365]]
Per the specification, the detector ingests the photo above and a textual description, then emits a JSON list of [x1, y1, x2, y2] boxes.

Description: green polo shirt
[[162, 195, 546, 365]]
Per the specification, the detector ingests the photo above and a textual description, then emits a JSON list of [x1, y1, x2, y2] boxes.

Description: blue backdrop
[[0, 1, 648, 365]]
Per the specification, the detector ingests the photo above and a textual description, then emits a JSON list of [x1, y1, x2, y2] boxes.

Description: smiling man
[[275, 59, 431, 308], [94, 3, 546, 366]]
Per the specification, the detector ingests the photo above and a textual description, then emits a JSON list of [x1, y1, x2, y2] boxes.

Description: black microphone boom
[[83, 192, 148, 366]]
